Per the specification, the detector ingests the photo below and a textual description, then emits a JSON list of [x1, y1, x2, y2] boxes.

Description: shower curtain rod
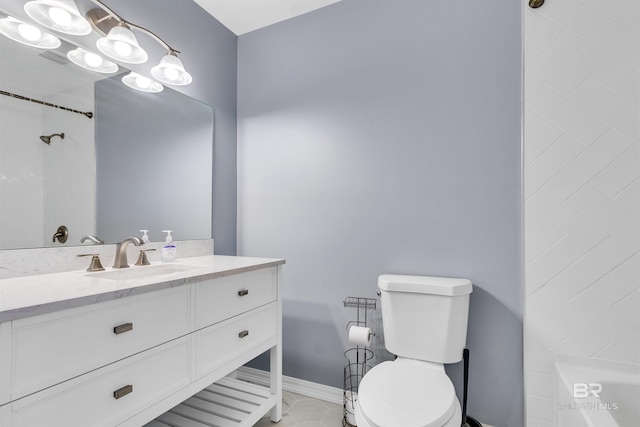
[[0, 90, 93, 119]]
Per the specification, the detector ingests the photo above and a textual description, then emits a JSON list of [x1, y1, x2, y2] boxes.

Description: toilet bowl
[[354, 274, 472, 427], [353, 358, 461, 427]]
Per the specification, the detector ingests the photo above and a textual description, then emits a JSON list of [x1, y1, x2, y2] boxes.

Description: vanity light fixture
[[67, 47, 118, 73], [95, 22, 148, 64], [121, 71, 163, 93], [87, 0, 193, 85], [151, 51, 192, 86], [24, 0, 91, 36], [0, 16, 61, 49]]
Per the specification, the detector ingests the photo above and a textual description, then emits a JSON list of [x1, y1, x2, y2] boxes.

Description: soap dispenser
[[139, 230, 150, 243], [161, 230, 177, 263]]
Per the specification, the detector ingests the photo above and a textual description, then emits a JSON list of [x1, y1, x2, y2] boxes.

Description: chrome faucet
[[113, 237, 144, 268]]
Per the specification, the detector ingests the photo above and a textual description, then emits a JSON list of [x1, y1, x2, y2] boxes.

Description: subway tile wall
[[524, 0, 639, 425], [0, 77, 95, 250]]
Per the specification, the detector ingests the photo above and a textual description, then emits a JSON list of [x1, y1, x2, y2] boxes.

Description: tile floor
[[253, 392, 495, 427], [254, 391, 345, 427]]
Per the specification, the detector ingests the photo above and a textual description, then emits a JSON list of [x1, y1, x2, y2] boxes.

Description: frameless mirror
[[0, 20, 213, 250], [95, 75, 212, 244]]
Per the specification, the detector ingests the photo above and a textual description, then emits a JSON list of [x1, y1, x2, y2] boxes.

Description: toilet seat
[[357, 358, 457, 427]]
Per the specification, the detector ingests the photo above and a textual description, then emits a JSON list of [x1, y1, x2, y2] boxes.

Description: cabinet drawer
[[195, 267, 276, 328], [11, 286, 190, 400], [8, 336, 191, 427], [196, 303, 277, 376]]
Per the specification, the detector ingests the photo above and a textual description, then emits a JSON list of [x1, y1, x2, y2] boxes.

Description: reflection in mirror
[[0, 25, 213, 250], [0, 34, 98, 250], [96, 75, 212, 244]]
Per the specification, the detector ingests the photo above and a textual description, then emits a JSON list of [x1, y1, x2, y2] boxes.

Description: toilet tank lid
[[378, 274, 472, 296]]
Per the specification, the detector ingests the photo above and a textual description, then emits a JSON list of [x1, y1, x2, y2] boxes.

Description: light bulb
[[18, 23, 41, 41], [67, 47, 117, 73], [136, 75, 151, 89], [84, 52, 103, 67], [151, 53, 192, 86], [48, 7, 71, 26], [122, 72, 162, 92], [163, 67, 179, 81], [113, 40, 132, 57]]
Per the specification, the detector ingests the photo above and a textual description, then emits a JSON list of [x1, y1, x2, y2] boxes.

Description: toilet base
[[354, 396, 462, 427]]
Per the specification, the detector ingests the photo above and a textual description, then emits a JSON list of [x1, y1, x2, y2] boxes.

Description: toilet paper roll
[[348, 326, 372, 347]]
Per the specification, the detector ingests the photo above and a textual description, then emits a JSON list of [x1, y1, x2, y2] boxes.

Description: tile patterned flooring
[[254, 391, 344, 427], [253, 391, 495, 427]]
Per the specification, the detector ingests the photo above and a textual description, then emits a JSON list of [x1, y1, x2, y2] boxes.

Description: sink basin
[[87, 264, 196, 280]]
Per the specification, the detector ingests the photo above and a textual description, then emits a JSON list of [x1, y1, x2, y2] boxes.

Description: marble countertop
[[0, 255, 285, 322]]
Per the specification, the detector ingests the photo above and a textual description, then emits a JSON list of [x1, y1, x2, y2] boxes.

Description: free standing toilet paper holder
[[343, 296, 377, 427]]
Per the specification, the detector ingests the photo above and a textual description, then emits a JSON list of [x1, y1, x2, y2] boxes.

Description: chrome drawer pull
[[238, 330, 249, 339], [238, 289, 249, 297], [113, 323, 133, 335], [113, 384, 133, 399]]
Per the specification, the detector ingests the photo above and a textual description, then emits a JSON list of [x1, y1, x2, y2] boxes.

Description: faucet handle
[[78, 253, 105, 272], [135, 249, 156, 266]]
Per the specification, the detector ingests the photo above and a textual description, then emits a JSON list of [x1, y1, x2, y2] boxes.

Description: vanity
[[0, 255, 284, 427]]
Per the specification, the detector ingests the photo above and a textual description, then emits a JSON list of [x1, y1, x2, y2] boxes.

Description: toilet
[[354, 274, 473, 427]]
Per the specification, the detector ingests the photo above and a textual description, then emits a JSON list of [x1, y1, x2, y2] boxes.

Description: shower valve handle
[[52, 225, 68, 243]]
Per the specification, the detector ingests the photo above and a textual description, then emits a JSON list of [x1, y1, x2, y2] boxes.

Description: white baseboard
[[235, 366, 344, 405]]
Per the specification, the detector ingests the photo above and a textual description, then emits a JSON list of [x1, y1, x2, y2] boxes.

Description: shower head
[[40, 133, 65, 145]]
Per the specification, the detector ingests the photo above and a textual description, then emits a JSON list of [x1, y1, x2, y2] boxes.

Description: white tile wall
[[0, 96, 45, 249], [0, 84, 95, 250], [524, 0, 640, 426]]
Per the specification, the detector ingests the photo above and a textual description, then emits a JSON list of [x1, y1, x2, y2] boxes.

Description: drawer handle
[[113, 323, 133, 335], [238, 330, 249, 339], [113, 384, 133, 400], [238, 289, 249, 297]]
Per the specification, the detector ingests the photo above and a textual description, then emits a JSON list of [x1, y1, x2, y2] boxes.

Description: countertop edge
[[0, 256, 285, 323]]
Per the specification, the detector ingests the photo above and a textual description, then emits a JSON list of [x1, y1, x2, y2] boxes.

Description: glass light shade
[[0, 16, 60, 49], [122, 72, 163, 93], [24, 0, 91, 35], [67, 47, 118, 74], [150, 53, 193, 86], [96, 25, 148, 64]]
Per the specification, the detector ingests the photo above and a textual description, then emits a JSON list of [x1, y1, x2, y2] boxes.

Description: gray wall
[[95, 75, 213, 243], [77, 0, 238, 254], [237, 1, 523, 426]]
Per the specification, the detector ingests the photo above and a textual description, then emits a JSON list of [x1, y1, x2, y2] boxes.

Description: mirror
[[95, 75, 212, 244], [0, 19, 213, 250]]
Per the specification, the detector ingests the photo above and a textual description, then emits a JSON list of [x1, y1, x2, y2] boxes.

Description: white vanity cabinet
[[0, 258, 283, 427], [11, 286, 192, 401]]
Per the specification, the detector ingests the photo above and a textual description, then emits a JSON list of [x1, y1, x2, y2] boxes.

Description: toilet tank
[[378, 274, 472, 364]]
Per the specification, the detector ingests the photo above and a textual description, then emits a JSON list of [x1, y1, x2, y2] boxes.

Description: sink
[[87, 264, 196, 280]]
